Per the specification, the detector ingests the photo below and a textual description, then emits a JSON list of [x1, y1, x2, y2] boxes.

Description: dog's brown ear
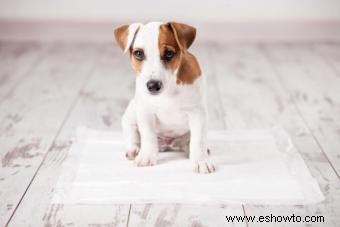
[[114, 23, 142, 53], [168, 22, 196, 50], [114, 25, 129, 51]]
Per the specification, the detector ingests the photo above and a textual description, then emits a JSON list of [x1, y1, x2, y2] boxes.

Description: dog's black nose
[[146, 80, 163, 94]]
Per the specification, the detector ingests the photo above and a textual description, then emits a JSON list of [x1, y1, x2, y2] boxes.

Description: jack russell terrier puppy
[[114, 21, 215, 173]]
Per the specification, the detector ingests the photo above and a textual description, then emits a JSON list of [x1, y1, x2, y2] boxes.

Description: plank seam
[[126, 204, 132, 227], [242, 205, 249, 227], [209, 43, 228, 129]]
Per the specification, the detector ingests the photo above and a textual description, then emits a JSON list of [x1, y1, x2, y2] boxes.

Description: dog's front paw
[[134, 152, 157, 167], [125, 146, 140, 160], [193, 159, 215, 174]]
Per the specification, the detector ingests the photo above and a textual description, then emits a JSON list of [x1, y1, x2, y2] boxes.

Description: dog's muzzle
[[146, 80, 163, 94]]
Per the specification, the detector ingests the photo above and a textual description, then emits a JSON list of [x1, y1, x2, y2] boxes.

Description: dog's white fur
[[116, 22, 215, 173]]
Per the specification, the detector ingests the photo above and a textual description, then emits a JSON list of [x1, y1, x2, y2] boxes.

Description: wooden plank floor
[[0, 41, 339, 227]]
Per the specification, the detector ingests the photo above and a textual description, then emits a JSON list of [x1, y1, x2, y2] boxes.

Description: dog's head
[[114, 22, 201, 95]]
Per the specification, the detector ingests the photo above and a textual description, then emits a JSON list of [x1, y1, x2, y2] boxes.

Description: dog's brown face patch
[[159, 23, 201, 85], [159, 24, 182, 73], [114, 24, 143, 75], [130, 48, 144, 74]]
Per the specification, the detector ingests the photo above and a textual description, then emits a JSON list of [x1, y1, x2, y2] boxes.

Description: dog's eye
[[164, 50, 175, 61], [133, 50, 145, 61]]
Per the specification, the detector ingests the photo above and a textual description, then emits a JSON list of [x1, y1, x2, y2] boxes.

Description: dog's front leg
[[188, 108, 215, 173], [134, 109, 158, 166]]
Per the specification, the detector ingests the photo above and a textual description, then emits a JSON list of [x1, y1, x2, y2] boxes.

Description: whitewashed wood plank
[[193, 43, 227, 131], [9, 42, 340, 227], [0, 42, 47, 104], [127, 44, 246, 227], [0, 43, 100, 226], [212, 43, 340, 227], [8, 44, 131, 226], [41, 204, 129, 227], [128, 204, 245, 227], [262, 43, 340, 177], [314, 43, 340, 77]]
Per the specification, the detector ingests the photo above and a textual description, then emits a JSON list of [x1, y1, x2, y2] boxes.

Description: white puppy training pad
[[52, 127, 324, 205]]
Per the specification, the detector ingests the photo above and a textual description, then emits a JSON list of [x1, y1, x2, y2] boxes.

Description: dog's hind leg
[[122, 99, 140, 160]]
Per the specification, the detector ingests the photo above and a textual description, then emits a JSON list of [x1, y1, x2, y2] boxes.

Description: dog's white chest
[[154, 106, 189, 136]]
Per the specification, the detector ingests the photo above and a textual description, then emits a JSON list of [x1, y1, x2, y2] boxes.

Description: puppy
[[114, 22, 215, 173]]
